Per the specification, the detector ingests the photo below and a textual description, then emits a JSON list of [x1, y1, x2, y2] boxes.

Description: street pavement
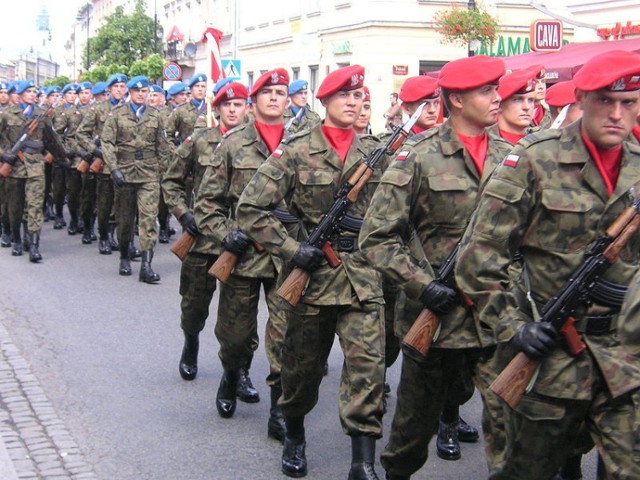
[[0, 221, 598, 479]]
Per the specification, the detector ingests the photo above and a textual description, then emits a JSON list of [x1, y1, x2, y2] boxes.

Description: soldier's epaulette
[[627, 139, 640, 154], [281, 128, 309, 144], [405, 127, 438, 147], [112, 103, 128, 112], [222, 122, 248, 139], [519, 128, 561, 148]]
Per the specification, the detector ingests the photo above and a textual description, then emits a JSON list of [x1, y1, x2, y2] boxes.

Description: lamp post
[[85, 2, 91, 71], [468, 0, 476, 57]]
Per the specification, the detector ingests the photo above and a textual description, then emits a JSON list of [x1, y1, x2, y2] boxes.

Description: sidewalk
[[0, 318, 97, 480]]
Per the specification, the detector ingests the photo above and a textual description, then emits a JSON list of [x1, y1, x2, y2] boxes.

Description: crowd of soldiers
[[1, 47, 640, 480]]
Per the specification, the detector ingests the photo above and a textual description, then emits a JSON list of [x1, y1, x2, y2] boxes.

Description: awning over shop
[[503, 37, 640, 82], [166, 25, 184, 43]]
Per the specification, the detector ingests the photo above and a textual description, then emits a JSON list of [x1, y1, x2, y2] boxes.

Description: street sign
[[222, 59, 241, 79], [163, 62, 182, 81], [530, 19, 564, 52]]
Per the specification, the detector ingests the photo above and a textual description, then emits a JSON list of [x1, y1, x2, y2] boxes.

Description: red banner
[[202, 28, 225, 83]]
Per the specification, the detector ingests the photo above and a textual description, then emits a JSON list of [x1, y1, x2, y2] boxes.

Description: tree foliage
[[42, 76, 72, 88], [87, 0, 162, 68]]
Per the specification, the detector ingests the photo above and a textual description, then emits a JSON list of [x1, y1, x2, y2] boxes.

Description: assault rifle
[[170, 230, 195, 261], [491, 195, 640, 409], [0, 105, 55, 177], [402, 243, 473, 361], [276, 102, 426, 307]]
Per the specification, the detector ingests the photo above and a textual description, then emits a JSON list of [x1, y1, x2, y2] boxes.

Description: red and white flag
[[202, 27, 225, 83]]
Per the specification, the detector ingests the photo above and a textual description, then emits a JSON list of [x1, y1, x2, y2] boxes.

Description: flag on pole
[[202, 27, 225, 83]]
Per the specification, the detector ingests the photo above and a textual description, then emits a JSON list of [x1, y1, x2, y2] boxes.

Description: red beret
[[363, 86, 371, 102], [438, 56, 505, 91], [250, 68, 289, 96], [545, 80, 577, 107], [497, 69, 536, 100], [524, 64, 546, 80], [213, 81, 249, 107], [573, 50, 640, 92], [316, 65, 365, 99], [399, 76, 440, 103]]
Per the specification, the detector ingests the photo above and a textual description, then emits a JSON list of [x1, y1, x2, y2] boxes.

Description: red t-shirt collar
[[456, 131, 488, 176], [255, 121, 284, 154], [580, 129, 622, 197], [322, 125, 355, 162]]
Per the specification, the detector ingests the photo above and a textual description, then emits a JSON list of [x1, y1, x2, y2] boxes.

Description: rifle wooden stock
[[402, 309, 440, 360], [89, 157, 104, 174], [0, 162, 11, 177], [44, 152, 55, 164], [276, 267, 310, 307], [208, 250, 237, 283], [170, 231, 194, 261], [490, 352, 540, 409], [77, 159, 90, 173]]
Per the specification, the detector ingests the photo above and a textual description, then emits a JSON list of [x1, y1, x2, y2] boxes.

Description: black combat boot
[[139, 250, 160, 283], [457, 416, 479, 443], [282, 416, 307, 478], [67, 215, 79, 235], [82, 217, 92, 244], [53, 213, 66, 229], [385, 473, 410, 480], [348, 436, 380, 480], [22, 222, 30, 252], [178, 331, 199, 381], [158, 229, 169, 244], [268, 385, 286, 443], [29, 233, 42, 263], [44, 196, 55, 221], [11, 242, 22, 256], [436, 417, 461, 460], [1, 223, 10, 247], [119, 244, 132, 276], [108, 224, 119, 249], [216, 368, 240, 418], [237, 356, 260, 403], [129, 240, 141, 260]]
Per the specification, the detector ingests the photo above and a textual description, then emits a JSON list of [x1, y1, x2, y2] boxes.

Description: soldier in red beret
[[354, 86, 372, 134], [490, 69, 538, 145], [237, 64, 387, 479], [359, 55, 514, 479], [524, 64, 552, 129], [456, 49, 640, 480], [398, 76, 442, 134], [193, 69, 293, 442], [546, 80, 582, 129]]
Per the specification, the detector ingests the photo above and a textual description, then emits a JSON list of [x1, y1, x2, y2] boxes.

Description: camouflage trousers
[[215, 274, 278, 374], [380, 346, 502, 477], [80, 172, 97, 224], [383, 280, 401, 369], [491, 383, 640, 480], [114, 181, 159, 251], [279, 298, 385, 437], [0, 177, 9, 233], [96, 174, 114, 240], [179, 252, 218, 335], [5, 176, 44, 236]]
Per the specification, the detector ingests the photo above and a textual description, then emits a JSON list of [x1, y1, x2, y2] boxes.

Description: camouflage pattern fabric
[[76, 99, 114, 175], [165, 101, 202, 144], [455, 120, 640, 479], [6, 176, 44, 235], [113, 181, 159, 251], [282, 106, 321, 135], [179, 252, 218, 335], [236, 123, 386, 436]]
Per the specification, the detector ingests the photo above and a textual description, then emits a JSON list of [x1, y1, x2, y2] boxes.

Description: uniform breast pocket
[[232, 158, 263, 197], [296, 169, 335, 214], [427, 174, 476, 226], [532, 188, 597, 252]]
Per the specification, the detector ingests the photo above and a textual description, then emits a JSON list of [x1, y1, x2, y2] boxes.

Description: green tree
[[42, 76, 72, 88], [86, 0, 162, 69]]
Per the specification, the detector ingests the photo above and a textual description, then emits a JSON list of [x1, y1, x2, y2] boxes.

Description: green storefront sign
[[478, 36, 570, 57]]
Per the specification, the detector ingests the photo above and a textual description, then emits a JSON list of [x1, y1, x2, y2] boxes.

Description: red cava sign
[[530, 19, 563, 52]]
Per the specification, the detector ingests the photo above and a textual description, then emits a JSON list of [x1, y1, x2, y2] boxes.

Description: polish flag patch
[[503, 154, 520, 167], [272, 148, 283, 158], [396, 150, 410, 161]]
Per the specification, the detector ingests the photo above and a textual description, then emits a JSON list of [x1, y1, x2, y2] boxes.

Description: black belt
[[120, 151, 154, 161], [334, 237, 356, 253], [22, 147, 42, 155], [575, 314, 614, 336]]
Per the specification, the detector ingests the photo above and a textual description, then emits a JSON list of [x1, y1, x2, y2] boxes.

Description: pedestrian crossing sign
[[222, 59, 241, 80]]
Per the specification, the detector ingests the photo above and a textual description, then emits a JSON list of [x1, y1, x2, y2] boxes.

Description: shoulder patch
[[282, 128, 310, 144], [503, 154, 520, 168], [396, 150, 410, 161], [520, 129, 561, 147], [272, 147, 283, 158], [184, 136, 192, 143]]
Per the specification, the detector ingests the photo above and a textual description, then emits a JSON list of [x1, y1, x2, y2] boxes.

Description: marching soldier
[[195, 70, 290, 434], [101, 75, 172, 283], [455, 50, 640, 480], [91, 82, 108, 103], [76, 73, 128, 255], [162, 82, 249, 385], [398, 76, 441, 134], [353, 86, 372, 135], [358, 55, 513, 479], [237, 65, 386, 479], [489, 69, 538, 145], [166, 73, 207, 144], [546, 80, 582, 129], [0, 79, 62, 262], [0, 81, 10, 247], [282, 79, 320, 134]]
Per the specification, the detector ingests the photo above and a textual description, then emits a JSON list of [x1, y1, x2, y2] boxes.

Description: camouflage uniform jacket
[[163, 125, 223, 255], [52, 103, 84, 168], [283, 106, 321, 135], [455, 120, 640, 399], [194, 120, 278, 276], [101, 103, 172, 183], [358, 119, 513, 348], [76, 99, 115, 175], [236, 122, 385, 305], [166, 101, 203, 145], [0, 103, 55, 179]]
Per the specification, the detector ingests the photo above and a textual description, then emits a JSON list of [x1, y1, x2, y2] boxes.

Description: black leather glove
[[79, 150, 91, 161], [178, 212, 199, 236], [111, 169, 125, 188], [420, 280, 457, 315], [65, 149, 76, 160], [510, 323, 557, 359], [92, 147, 103, 159], [291, 242, 325, 272], [1, 152, 18, 166], [222, 230, 251, 256]]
